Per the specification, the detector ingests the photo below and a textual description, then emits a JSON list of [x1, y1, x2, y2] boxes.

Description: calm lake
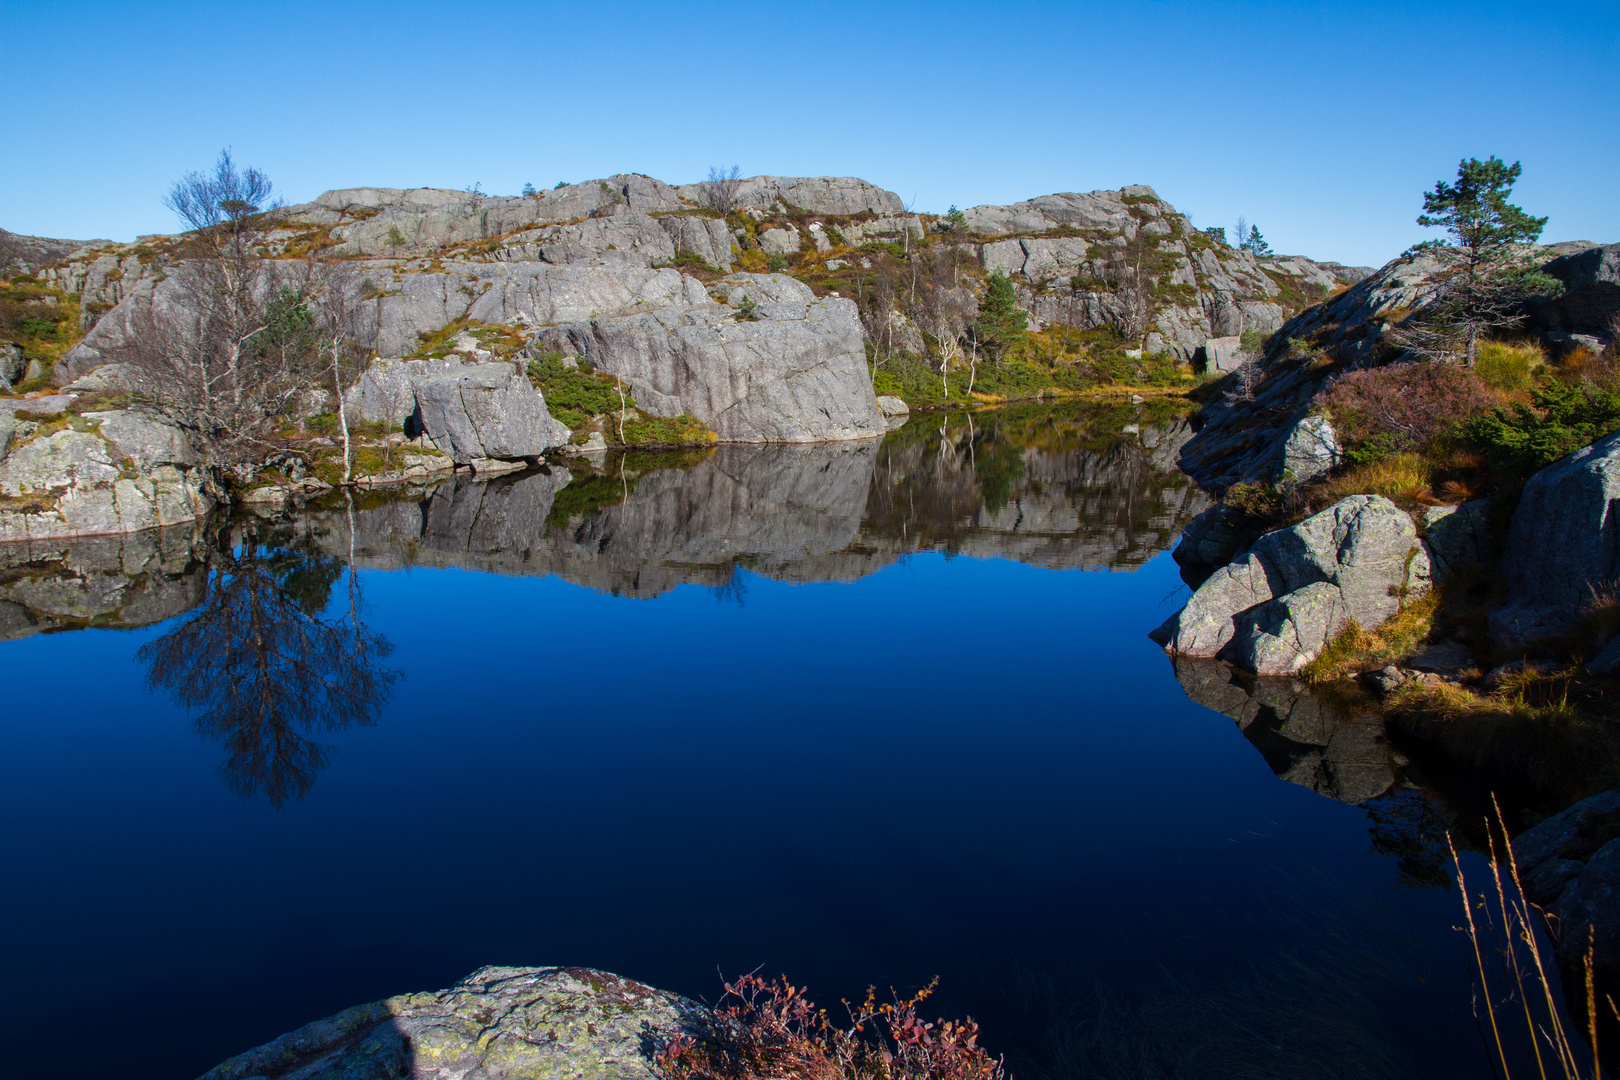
[[1, 401, 1493, 1079]]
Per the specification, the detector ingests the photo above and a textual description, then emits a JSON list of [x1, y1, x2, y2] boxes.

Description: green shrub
[[871, 355, 950, 407], [622, 413, 713, 447], [1464, 378, 1620, 479], [527, 355, 623, 419], [859, 241, 906, 258], [766, 253, 788, 272], [669, 249, 719, 273]]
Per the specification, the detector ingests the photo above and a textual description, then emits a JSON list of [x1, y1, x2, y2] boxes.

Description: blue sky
[[3, 0, 1615, 267]]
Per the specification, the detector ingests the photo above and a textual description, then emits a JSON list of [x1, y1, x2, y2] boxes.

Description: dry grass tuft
[[1475, 340, 1546, 397], [1302, 592, 1441, 683], [1450, 798, 1617, 1080], [1319, 453, 1435, 505]]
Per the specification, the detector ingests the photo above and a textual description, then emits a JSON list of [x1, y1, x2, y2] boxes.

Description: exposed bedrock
[[1491, 428, 1620, 647], [537, 274, 886, 443], [0, 402, 214, 542]]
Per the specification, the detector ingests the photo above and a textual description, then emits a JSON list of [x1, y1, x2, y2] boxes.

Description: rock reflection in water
[[0, 525, 208, 641], [296, 401, 1211, 595], [1171, 656, 1463, 889], [137, 519, 400, 806], [1172, 657, 1400, 805], [861, 405, 1210, 573]]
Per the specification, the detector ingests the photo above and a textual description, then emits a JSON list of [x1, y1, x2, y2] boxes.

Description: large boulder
[[1275, 413, 1342, 484], [348, 358, 466, 424], [1533, 242, 1620, 338], [1151, 495, 1430, 674], [410, 362, 570, 464], [1196, 336, 1246, 374], [1421, 501, 1493, 582], [199, 966, 710, 1080], [1491, 428, 1620, 646], [538, 274, 885, 443]]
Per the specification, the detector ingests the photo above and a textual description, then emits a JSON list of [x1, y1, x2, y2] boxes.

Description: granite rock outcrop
[[1151, 495, 1430, 675]]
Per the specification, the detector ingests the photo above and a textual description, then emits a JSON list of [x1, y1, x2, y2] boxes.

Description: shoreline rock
[[198, 966, 710, 1080], [1151, 494, 1429, 675]]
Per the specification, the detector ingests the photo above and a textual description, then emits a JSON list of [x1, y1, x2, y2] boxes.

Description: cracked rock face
[[198, 966, 712, 1080], [538, 274, 885, 443], [1151, 495, 1429, 675], [0, 413, 213, 542]]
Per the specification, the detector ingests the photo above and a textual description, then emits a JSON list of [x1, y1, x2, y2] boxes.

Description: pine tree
[[1240, 225, 1272, 257], [972, 271, 1028, 363], [1394, 157, 1557, 367]]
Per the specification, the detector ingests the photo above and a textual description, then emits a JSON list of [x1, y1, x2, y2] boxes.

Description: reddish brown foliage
[[1322, 361, 1498, 453], [657, 973, 1003, 1080]]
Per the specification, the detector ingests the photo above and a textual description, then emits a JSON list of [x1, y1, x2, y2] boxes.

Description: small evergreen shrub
[[1463, 378, 1620, 479]]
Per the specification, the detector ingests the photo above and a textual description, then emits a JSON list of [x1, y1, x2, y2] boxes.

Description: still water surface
[[1, 403, 1488, 1078]]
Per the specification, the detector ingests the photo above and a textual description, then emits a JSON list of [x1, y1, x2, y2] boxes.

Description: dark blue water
[[0, 405, 1490, 1079]]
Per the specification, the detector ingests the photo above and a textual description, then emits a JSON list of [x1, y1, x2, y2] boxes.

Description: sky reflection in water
[[0, 403, 1485, 1079]]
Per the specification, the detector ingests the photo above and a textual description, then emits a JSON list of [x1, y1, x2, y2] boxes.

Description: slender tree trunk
[[332, 336, 352, 484]]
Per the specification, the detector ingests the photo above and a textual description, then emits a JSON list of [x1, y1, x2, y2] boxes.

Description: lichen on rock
[[199, 965, 713, 1080]]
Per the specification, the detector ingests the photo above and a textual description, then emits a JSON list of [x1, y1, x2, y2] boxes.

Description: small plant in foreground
[[657, 973, 1003, 1080]]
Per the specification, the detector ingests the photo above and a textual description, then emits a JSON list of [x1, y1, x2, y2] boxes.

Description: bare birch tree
[[702, 165, 743, 214]]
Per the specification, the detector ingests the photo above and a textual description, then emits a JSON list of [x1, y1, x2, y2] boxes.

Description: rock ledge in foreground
[[199, 965, 710, 1080]]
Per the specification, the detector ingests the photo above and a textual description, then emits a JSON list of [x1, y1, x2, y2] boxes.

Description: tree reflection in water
[[138, 512, 399, 806]]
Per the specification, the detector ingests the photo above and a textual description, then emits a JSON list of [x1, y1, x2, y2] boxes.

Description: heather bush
[[1321, 361, 1497, 459], [657, 973, 1004, 1080]]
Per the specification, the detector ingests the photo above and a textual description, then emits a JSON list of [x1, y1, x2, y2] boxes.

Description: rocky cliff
[[15, 172, 1359, 422], [0, 396, 214, 541]]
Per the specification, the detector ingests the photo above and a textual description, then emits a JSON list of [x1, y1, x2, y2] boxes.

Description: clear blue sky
[[3, 0, 1615, 268]]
